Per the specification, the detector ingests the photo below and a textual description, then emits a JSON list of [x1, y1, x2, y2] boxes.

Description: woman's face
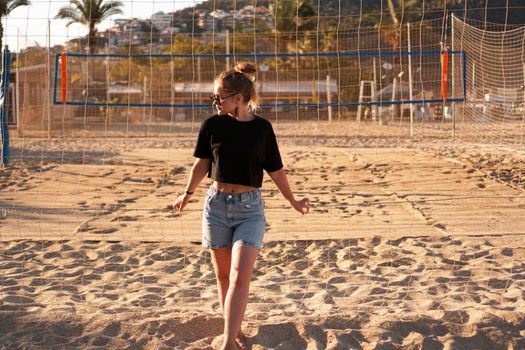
[[212, 84, 238, 115]]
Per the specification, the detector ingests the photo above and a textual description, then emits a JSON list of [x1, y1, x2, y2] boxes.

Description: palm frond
[[5, 0, 30, 15], [98, 1, 123, 20], [54, 0, 124, 32], [55, 7, 83, 25], [70, 0, 88, 19]]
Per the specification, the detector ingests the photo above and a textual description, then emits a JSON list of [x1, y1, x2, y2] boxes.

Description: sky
[[2, 0, 206, 51]]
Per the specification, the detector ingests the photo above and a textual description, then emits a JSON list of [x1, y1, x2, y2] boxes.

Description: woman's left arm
[[267, 168, 310, 215]]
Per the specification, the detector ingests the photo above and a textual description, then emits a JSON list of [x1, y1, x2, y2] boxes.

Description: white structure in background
[[484, 88, 522, 119], [199, 5, 273, 32], [172, 79, 338, 120], [356, 81, 376, 122], [150, 12, 173, 31]]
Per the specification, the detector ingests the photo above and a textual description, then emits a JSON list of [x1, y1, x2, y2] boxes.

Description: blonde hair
[[215, 62, 259, 111]]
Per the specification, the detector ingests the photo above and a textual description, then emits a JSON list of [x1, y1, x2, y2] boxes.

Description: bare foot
[[236, 332, 248, 350]]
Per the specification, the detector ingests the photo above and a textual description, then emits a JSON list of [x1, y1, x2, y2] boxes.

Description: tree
[[0, 0, 31, 53], [55, 0, 124, 54], [273, 0, 317, 33], [384, 0, 472, 25]]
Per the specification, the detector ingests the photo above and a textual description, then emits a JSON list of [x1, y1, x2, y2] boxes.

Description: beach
[[1, 120, 524, 349]]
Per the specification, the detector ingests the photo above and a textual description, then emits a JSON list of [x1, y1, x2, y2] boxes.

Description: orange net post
[[61, 53, 67, 104], [441, 51, 449, 99]]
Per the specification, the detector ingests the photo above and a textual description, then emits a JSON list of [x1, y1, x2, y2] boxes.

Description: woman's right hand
[[172, 192, 192, 212]]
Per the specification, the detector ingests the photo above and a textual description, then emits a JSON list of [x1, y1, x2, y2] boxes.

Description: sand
[[1, 120, 524, 349]]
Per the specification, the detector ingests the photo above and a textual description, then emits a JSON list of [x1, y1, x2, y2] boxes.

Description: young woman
[[173, 62, 309, 350]]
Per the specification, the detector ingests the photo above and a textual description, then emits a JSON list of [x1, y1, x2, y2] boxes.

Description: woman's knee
[[211, 247, 233, 284], [229, 267, 252, 288], [216, 270, 230, 284]]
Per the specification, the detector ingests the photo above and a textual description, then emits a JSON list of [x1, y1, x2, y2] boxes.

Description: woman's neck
[[229, 108, 254, 121]]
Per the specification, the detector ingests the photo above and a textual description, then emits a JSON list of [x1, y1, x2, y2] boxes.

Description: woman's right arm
[[172, 157, 211, 212]]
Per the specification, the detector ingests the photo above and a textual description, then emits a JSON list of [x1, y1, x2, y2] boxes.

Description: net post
[[1, 46, 11, 166], [523, 64, 525, 127], [326, 75, 333, 122], [47, 19, 51, 138], [392, 77, 397, 124], [441, 44, 449, 125], [170, 60, 174, 119], [61, 54, 67, 104], [407, 22, 414, 138], [356, 81, 363, 121], [463, 51, 467, 109], [52, 54, 60, 105], [197, 55, 201, 104], [225, 29, 230, 69], [142, 76, 147, 123], [15, 28, 19, 127], [451, 13, 456, 141], [372, 57, 378, 120]]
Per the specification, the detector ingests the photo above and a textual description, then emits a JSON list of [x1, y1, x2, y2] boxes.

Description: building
[[198, 5, 273, 33], [151, 12, 173, 31]]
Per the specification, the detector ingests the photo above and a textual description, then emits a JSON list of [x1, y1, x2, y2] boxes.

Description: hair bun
[[234, 62, 257, 81]]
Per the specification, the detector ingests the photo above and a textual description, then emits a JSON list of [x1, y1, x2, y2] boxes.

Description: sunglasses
[[209, 93, 237, 105]]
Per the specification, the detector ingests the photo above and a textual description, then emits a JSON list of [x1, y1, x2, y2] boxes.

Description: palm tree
[[386, 0, 473, 25], [272, 0, 317, 60], [274, 0, 316, 33], [55, 0, 124, 54], [0, 0, 31, 53]]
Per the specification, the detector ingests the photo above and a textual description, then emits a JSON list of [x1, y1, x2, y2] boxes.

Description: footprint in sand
[[110, 216, 138, 222], [117, 197, 138, 204], [170, 166, 186, 175], [93, 228, 118, 234]]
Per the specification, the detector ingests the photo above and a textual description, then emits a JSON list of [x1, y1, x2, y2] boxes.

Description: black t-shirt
[[193, 114, 283, 188]]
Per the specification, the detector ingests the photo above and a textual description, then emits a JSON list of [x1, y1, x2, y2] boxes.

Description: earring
[[234, 106, 238, 118]]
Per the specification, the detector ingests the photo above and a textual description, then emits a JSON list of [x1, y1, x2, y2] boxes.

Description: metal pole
[[372, 57, 377, 120], [440, 40, 445, 125], [47, 20, 51, 138], [356, 81, 363, 121], [451, 13, 456, 141], [225, 29, 230, 70], [472, 61, 476, 120], [391, 77, 397, 123], [170, 60, 174, 118], [1, 46, 11, 166], [407, 22, 414, 137], [326, 75, 332, 122], [1, 47, 5, 166], [143, 76, 147, 123], [15, 28, 19, 126], [522, 64, 525, 127], [197, 56, 201, 107]]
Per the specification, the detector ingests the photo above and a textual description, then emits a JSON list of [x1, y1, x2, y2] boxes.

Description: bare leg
[[220, 243, 259, 350], [210, 247, 245, 347], [210, 247, 232, 314]]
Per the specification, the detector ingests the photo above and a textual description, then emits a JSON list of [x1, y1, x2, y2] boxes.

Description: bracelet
[[185, 190, 194, 195]]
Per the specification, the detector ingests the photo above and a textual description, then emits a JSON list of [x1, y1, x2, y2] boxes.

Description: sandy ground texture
[[0, 237, 524, 349], [1, 120, 525, 349]]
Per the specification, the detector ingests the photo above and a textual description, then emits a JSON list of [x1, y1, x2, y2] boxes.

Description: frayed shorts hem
[[202, 239, 263, 250]]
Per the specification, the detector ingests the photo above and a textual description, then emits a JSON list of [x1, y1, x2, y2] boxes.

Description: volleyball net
[[1, 0, 525, 331], [52, 50, 466, 109], [10, 17, 478, 138]]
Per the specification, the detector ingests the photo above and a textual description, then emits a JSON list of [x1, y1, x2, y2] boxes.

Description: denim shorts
[[202, 186, 266, 249]]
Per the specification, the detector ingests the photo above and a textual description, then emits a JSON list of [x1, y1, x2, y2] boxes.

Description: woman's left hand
[[291, 197, 310, 215]]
